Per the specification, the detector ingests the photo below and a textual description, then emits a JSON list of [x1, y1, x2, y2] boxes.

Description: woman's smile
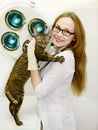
[[55, 37, 64, 43]]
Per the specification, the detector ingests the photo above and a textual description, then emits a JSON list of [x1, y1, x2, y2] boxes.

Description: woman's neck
[[54, 46, 67, 53]]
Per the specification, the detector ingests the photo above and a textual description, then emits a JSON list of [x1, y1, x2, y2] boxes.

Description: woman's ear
[[73, 37, 76, 41], [73, 38, 76, 42]]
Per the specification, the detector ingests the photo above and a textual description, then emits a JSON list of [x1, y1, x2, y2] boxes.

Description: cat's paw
[[58, 56, 65, 63], [16, 120, 23, 126]]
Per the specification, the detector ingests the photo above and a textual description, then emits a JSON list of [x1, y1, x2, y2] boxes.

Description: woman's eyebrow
[[56, 25, 74, 32]]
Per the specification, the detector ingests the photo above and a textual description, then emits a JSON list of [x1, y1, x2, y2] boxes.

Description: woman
[[27, 11, 86, 130]]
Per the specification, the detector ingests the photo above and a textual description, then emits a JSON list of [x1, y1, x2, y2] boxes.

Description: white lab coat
[[34, 48, 76, 130]]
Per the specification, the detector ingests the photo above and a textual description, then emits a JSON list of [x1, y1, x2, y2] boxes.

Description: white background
[[0, 0, 98, 130]]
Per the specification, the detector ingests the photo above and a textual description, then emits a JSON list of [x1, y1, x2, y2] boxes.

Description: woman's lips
[[55, 37, 63, 42]]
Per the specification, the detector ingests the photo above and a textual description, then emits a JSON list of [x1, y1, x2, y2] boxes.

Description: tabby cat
[[5, 29, 65, 125]]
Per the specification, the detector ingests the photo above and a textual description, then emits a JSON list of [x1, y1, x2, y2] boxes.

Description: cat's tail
[[5, 87, 18, 104]]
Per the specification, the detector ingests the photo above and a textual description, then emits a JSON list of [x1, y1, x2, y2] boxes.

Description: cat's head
[[33, 29, 52, 49]]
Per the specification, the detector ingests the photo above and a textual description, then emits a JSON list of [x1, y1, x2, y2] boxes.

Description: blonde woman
[[27, 11, 86, 130]]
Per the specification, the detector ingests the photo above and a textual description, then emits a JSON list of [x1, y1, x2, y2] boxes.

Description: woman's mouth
[[55, 37, 63, 43]]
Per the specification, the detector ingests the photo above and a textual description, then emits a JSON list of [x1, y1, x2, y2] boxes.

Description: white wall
[[0, 0, 98, 130], [71, 9, 98, 130]]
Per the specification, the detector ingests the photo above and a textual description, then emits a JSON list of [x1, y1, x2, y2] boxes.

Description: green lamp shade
[[28, 18, 47, 36], [1, 32, 20, 51], [5, 10, 26, 30]]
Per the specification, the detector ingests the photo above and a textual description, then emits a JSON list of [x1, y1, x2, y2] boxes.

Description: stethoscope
[[39, 45, 67, 71]]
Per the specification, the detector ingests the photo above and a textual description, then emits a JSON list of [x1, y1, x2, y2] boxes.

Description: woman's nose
[[56, 30, 63, 36]]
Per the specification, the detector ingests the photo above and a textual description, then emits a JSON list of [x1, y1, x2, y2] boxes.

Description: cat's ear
[[47, 30, 52, 38], [32, 29, 39, 37]]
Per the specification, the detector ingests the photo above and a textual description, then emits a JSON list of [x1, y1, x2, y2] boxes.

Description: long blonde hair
[[52, 12, 87, 96]]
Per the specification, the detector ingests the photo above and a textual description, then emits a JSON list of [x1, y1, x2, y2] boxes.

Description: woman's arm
[[27, 38, 41, 88], [30, 70, 41, 88]]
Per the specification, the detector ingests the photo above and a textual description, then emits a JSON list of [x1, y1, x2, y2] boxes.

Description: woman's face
[[52, 17, 75, 50]]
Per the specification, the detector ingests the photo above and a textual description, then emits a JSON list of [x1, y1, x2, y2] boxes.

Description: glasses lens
[[53, 26, 74, 37], [63, 30, 71, 36], [53, 26, 60, 32]]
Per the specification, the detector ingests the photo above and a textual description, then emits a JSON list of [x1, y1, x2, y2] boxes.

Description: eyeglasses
[[53, 26, 75, 37]]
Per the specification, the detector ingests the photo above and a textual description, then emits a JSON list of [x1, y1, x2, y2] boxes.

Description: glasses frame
[[53, 25, 75, 37]]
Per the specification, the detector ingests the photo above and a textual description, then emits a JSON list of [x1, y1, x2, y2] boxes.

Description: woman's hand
[[27, 38, 41, 88], [27, 38, 38, 70]]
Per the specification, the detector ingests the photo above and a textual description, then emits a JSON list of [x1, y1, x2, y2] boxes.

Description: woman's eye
[[64, 30, 70, 34]]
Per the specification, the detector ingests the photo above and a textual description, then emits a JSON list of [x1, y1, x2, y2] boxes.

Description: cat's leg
[[9, 102, 15, 115], [5, 87, 18, 104], [13, 97, 23, 125], [49, 54, 65, 63], [37, 51, 65, 63]]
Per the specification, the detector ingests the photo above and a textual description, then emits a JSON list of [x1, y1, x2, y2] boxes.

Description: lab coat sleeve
[[34, 51, 75, 98]]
